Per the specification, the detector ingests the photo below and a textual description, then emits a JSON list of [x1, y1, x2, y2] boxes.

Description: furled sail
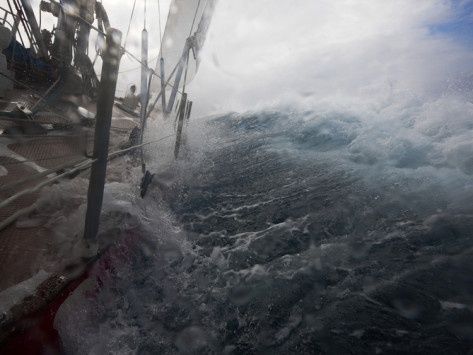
[[149, 0, 217, 96]]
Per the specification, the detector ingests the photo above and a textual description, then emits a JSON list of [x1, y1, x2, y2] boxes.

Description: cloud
[[188, 0, 473, 115]]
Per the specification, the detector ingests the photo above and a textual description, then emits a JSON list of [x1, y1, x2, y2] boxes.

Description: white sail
[[150, 0, 217, 95]]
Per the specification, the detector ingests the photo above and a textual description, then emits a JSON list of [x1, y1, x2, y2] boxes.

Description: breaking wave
[[54, 90, 473, 354]]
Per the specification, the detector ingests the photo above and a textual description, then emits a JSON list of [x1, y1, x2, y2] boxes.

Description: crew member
[[123, 85, 140, 111]]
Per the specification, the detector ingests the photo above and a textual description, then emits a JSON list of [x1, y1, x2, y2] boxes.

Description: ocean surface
[[55, 104, 473, 354]]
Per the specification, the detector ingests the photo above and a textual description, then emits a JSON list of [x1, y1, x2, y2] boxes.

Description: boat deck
[[0, 89, 140, 341]]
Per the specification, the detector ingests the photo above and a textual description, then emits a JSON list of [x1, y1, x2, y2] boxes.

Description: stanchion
[[174, 92, 187, 159], [83, 28, 122, 245]]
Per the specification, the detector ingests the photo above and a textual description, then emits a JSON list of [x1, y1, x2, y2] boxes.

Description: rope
[[124, 47, 184, 96], [146, 60, 180, 118], [158, 0, 163, 54], [189, 0, 203, 37], [109, 134, 174, 158], [38, 2, 41, 30], [0, 134, 175, 216], [0, 158, 94, 212], [123, 0, 138, 49], [0, 158, 87, 193], [119, 55, 159, 74], [183, 0, 203, 93]]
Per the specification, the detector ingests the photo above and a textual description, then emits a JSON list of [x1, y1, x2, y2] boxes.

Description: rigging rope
[[189, 0, 203, 37], [118, 55, 159, 74], [0, 134, 175, 219], [183, 0, 203, 93], [158, 0, 163, 54], [123, 0, 138, 49], [146, 60, 180, 117]]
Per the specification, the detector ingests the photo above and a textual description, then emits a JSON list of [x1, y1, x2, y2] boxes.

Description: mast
[[140, 0, 149, 123], [158, 0, 167, 114], [140, 1, 149, 172]]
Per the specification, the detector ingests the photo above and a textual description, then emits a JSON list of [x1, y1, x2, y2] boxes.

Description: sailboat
[[0, 0, 218, 349]]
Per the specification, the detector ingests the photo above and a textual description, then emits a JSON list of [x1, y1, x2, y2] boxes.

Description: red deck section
[[1, 231, 142, 353], [0, 274, 88, 355]]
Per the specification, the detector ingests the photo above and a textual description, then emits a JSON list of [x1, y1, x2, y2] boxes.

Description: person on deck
[[75, 0, 96, 63], [54, 0, 97, 69], [123, 85, 140, 111], [55, 0, 77, 67]]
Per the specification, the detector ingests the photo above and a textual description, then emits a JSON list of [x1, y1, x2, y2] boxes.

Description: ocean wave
[[54, 93, 473, 353]]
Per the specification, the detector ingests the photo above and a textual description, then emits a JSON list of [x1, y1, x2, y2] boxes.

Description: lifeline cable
[[123, 0, 137, 49]]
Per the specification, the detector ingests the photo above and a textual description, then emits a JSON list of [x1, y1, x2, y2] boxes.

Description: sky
[[430, 0, 473, 47], [190, 0, 473, 115], [29, 0, 473, 116]]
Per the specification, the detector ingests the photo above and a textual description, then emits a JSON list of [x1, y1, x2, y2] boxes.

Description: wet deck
[[0, 93, 139, 303]]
